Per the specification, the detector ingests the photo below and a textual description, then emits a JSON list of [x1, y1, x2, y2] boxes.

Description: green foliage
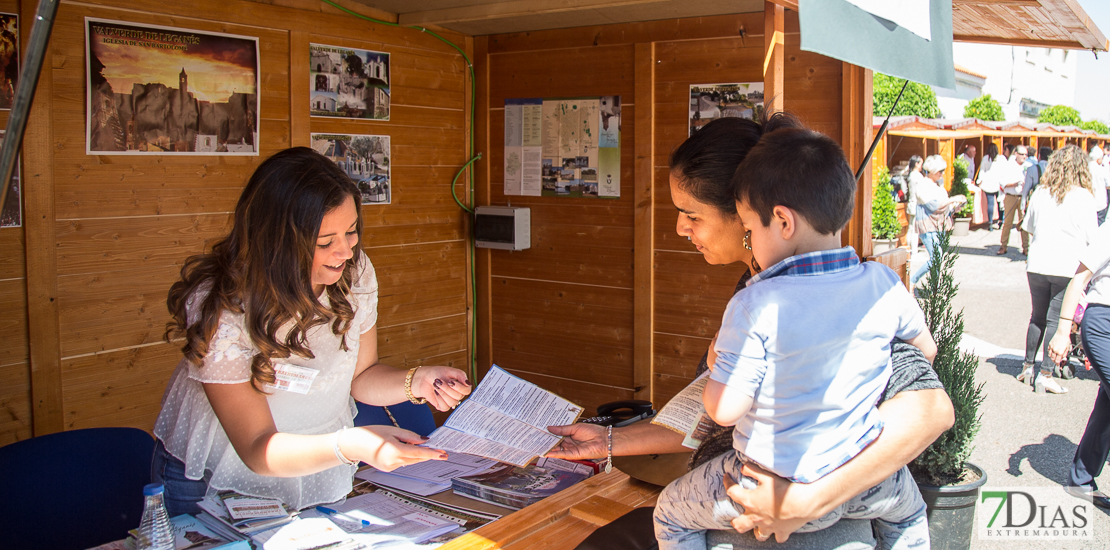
[[950, 157, 974, 217], [873, 74, 942, 119], [1081, 119, 1109, 135], [910, 232, 985, 486], [1038, 105, 1082, 127], [871, 167, 900, 240], [962, 94, 1004, 121]]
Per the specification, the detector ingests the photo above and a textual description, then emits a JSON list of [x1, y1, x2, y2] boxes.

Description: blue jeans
[[984, 192, 998, 227], [911, 231, 939, 284], [653, 452, 929, 550], [151, 439, 209, 516], [1071, 305, 1110, 489]]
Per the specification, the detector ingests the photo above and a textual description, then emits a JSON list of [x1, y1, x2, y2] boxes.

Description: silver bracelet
[[334, 428, 357, 466], [605, 425, 613, 473]]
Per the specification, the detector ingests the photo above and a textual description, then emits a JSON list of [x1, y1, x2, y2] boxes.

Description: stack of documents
[[355, 452, 498, 496], [195, 492, 295, 541]]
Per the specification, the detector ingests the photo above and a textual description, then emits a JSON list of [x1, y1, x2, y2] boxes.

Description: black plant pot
[[917, 462, 988, 550]]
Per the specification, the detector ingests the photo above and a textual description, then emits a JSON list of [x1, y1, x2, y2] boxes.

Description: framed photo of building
[[310, 44, 390, 120], [311, 133, 391, 205], [0, 13, 18, 110], [689, 83, 764, 136], [85, 18, 260, 155]]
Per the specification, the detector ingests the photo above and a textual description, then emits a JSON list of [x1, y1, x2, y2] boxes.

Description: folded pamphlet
[[423, 365, 584, 466]]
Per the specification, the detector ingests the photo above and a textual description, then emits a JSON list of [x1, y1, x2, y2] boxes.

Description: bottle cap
[[143, 483, 165, 496]]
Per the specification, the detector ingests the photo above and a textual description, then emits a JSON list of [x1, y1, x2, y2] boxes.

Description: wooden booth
[[0, 0, 1107, 496]]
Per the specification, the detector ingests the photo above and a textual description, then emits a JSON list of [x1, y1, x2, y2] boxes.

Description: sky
[[1073, 0, 1110, 124]]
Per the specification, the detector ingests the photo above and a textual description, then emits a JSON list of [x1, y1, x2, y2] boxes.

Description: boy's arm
[[703, 378, 754, 427], [905, 327, 937, 363]]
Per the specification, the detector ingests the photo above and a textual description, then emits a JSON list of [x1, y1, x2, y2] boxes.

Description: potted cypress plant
[[871, 166, 900, 253], [949, 158, 974, 236], [910, 230, 987, 550]]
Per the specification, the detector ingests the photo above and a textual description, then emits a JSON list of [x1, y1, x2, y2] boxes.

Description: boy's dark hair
[[732, 126, 855, 234], [1039, 146, 1053, 161], [669, 112, 804, 216]]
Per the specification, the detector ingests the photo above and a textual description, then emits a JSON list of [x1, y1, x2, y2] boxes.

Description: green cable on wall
[[321, 0, 481, 382]]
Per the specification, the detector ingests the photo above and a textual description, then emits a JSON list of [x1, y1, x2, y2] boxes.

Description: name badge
[[266, 363, 319, 394]]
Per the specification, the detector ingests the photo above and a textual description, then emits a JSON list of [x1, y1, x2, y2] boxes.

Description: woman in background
[[905, 155, 924, 256], [1020, 145, 1098, 394], [153, 148, 471, 515], [911, 155, 966, 286], [977, 143, 1002, 230]]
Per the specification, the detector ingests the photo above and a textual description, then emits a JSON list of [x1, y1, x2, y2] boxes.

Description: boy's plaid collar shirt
[[747, 246, 859, 287]]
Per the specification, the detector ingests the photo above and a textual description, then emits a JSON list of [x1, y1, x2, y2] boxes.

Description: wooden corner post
[[764, 2, 784, 113], [842, 63, 873, 258], [633, 42, 655, 402]]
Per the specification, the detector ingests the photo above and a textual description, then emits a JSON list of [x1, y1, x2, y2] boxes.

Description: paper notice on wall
[[521, 100, 543, 147], [504, 100, 524, 196], [541, 100, 559, 159], [651, 372, 715, 449], [522, 147, 542, 196]]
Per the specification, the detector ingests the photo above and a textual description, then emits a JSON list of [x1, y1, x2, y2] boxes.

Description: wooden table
[[438, 470, 661, 550]]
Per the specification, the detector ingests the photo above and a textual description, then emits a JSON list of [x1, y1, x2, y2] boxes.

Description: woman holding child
[[549, 114, 954, 547], [152, 148, 471, 515]]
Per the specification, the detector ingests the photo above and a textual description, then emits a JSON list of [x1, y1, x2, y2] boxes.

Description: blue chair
[[0, 427, 155, 550], [354, 401, 436, 437]]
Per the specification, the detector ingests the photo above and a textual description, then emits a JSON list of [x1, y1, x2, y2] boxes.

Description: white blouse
[[153, 251, 379, 510], [1022, 187, 1098, 278]]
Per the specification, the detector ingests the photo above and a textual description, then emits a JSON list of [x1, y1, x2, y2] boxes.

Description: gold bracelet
[[405, 366, 427, 405]]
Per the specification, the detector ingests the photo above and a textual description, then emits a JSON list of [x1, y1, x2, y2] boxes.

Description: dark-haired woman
[[548, 115, 954, 544], [152, 147, 471, 515]]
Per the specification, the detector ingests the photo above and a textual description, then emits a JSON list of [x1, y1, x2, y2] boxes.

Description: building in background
[[933, 42, 1080, 122]]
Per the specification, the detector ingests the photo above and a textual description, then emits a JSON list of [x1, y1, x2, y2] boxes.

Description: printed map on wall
[[505, 96, 620, 198]]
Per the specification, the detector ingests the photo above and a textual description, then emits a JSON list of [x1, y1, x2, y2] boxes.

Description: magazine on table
[[450, 460, 590, 510], [423, 365, 584, 466], [196, 491, 295, 536]]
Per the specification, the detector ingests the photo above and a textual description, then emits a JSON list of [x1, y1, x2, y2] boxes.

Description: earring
[[686, 236, 692, 241], [743, 230, 752, 251]]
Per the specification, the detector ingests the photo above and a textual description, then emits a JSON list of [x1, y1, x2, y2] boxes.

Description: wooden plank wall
[[477, 11, 856, 412], [2, 0, 472, 444]]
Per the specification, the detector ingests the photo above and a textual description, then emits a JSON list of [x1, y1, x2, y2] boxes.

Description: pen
[[316, 505, 372, 526]]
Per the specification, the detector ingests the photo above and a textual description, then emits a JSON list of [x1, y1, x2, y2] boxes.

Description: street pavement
[[907, 225, 1110, 549]]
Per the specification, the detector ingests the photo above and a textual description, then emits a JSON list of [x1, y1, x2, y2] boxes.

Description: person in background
[[153, 148, 471, 516], [1048, 222, 1110, 510], [547, 115, 953, 546], [977, 143, 1002, 231], [912, 155, 966, 285], [1021, 146, 1051, 255], [959, 144, 976, 182], [1018, 145, 1099, 394], [997, 145, 1029, 255], [1089, 146, 1109, 225], [906, 155, 925, 256]]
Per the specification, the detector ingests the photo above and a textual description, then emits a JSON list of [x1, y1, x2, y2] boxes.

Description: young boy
[[653, 126, 938, 550]]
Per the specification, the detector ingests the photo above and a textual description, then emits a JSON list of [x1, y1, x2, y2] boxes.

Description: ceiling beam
[[398, 0, 677, 26]]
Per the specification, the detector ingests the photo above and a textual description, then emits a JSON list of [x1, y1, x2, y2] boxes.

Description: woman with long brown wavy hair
[[1019, 144, 1099, 394], [152, 147, 470, 515]]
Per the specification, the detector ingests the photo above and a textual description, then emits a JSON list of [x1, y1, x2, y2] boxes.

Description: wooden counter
[[438, 470, 661, 550]]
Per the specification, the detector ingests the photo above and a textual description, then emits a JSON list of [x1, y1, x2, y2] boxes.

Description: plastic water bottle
[[136, 483, 175, 550]]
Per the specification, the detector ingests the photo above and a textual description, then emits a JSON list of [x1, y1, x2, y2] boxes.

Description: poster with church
[[310, 44, 390, 120], [84, 18, 259, 155]]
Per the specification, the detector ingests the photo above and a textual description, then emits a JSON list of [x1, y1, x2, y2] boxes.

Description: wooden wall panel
[[481, 9, 862, 413], [8, 0, 471, 443], [0, 5, 23, 448]]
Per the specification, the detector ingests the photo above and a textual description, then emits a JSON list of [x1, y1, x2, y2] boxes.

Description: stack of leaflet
[[355, 452, 499, 496], [254, 492, 459, 548], [195, 492, 295, 541], [120, 514, 250, 550], [451, 459, 589, 510]]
